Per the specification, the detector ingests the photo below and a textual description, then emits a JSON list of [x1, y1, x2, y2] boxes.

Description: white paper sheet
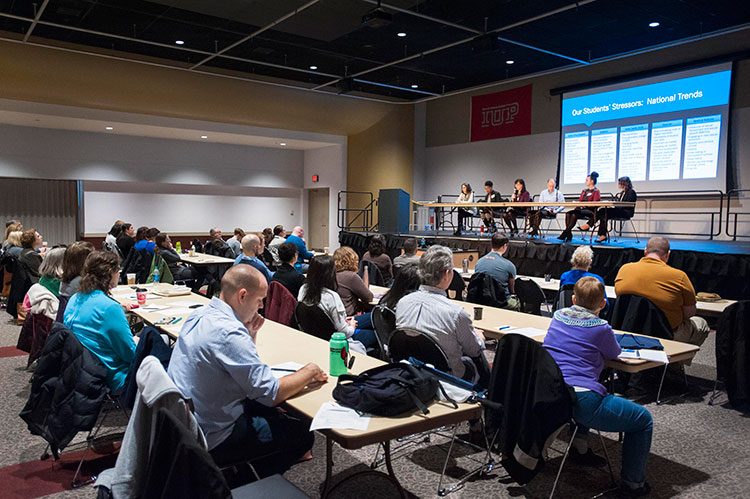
[[166, 301, 202, 308], [270, 362, 305, 379], [618, 349, 669, 364], [506, 327, 547, 339], [155, 307, 194, 316], [309, 402, 370, 432], [126, 293, 160, 300], [139, 304, 170, 311]]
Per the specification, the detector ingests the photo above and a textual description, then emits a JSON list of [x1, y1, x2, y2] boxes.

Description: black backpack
[[332, 362, 451, 417]]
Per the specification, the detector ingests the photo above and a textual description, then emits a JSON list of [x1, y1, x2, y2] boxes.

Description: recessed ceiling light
[[279, 142, 287, 146], [397, 32, 406, 37], [506, 60, 515, 65], [411, 84, 418, 89], [175, 40, 185, 45], [105, 126, 114, 130], [200, 135, 208, 139], [309, 65, 318, 70], [649, 21, 660, 28]]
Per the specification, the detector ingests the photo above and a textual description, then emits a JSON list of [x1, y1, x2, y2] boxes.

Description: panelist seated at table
[[595, 176, 638, 243], [529, 178, 565, 237], [234, 233, 274, 284], [168, 265, 327, 483], [558, 171, 600, 242], [614, 237, 709, 348], [454, 183, 475, 235], [64, 251, 137, 394], [479, 180, 504, 233], [298, 255, 375, 352], [396, 245, 489, 386], [543, 277, 653, 497], [502, 178, 531, 237]]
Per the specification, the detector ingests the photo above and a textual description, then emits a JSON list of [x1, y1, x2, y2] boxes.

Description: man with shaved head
[[169, 265, 326, 481], [615, 237, 709, 347], [233, 233, 274, 283], [285, 226, 314, 263]]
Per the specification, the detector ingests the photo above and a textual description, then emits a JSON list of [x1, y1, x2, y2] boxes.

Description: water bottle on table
[[153, 266, 160, 284], [329, 332, 349, 376]]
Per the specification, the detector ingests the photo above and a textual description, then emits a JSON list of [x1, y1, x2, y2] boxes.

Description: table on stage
[[179, 251, 235, 265], [418, 200, 635, 235], [452, 268, 735, 317], [112, 283, 480, 498]]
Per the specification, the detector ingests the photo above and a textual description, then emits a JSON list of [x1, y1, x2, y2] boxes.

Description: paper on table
[[309, 402, 370, 432], [506, 327, 547, 339], [126, 293, 159, 300], [155, 307, 194, 316], [139, 304, 170, 311], [167, 301, 202, 308], [618, 349, 669, 364], [270, 361, 305, 379]]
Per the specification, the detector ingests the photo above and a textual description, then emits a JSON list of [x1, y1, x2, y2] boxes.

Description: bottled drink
[[329, 332, 349, 377], [462, 258, 469, 274], [153, 266, 160, 284], [175, 241, 182, 253], [420, 237, 426, 248]]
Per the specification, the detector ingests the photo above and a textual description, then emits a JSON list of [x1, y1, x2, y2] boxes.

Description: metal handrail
[[338, 191, 376, 231], [726, 189, 750, 240]]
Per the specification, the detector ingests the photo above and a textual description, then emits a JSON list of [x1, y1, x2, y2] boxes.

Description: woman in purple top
[[502, 178, 531, 237], [544, 276, 653, 497]]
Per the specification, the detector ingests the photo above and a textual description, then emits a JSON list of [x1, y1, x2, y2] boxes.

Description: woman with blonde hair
[[3, 230, 23, 259]]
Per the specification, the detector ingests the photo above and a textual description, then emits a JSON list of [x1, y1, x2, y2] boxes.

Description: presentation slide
[[559, 62, 731, 194]]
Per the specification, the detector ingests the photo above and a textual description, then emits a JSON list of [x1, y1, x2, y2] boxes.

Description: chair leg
[[549, 425, 578, 499], [708, 376, 722, 406], [596, 430, 617, 486], [629, 219, 640, 243]]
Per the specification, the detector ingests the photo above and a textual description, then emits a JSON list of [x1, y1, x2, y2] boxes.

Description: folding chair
[[371, 304, 396, 361], [514, 277, 547, 315], [293, 302, 337, 341]]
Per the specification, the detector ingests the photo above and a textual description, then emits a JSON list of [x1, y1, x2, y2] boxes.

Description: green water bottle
[[329, 332, 349, 377], [175, 241, 182, 253]]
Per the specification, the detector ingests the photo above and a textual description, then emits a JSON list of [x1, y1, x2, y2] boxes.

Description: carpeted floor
[[1, 312, 748, 499]]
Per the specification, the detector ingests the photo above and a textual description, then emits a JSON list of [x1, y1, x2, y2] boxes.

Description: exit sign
[[312, 175, 319, 182]]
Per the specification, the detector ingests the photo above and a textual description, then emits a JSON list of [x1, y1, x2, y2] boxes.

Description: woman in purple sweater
[[543, 276, 653, 497]]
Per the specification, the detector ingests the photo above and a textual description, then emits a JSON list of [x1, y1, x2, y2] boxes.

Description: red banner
[[470, 84, 532, 142]]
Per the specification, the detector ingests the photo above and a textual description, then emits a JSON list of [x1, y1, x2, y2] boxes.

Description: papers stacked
[[310, 402, 370, 432], [618, 349, 669, 364]]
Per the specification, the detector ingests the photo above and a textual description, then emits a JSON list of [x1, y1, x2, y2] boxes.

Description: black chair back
[[607, 294, 673, 340], [358, 260, 384, 287], [447, 270, 466, 301], [514, 277, 546, 315], [466, 272, 507, 309], [553, 284, 575, 312], [371, 305, 396, 360], [388, 329, 451, 372], [715, 301, 750, 409], [294, 302, 337, 341]]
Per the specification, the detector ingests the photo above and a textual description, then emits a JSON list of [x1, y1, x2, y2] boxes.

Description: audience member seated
[[155, 233, 198, 284], [168, 265, 326, 481], [268, 225, 287, 266], [226, 228, 245, 259], [116, 223, 136, 258], [104, 222, 123, 255], [298, 256, 374, 352], [615, 237, 709, 347], [393, 237, 420, 267], [474, 234, 520, 310], [3, 230, 22, 259], [543, 277, 653, 497], [25, 247, 65, 320], [560, 246, 605, 288], [207, 227, 226, 254], [2, 222, 22, 254], [19, 228, 44, 282], [502, 178, 531, 237], [395, 245, 487, 383], [134, 226, 156, 255], [362, 234, 393, 286], [260, 228, 276, 268], [334, 247, 373, 316], [60, 241, 95, 298], [559, 171, 601, 242], [234, 233, 274, 283], [271, 242, 305, 299], [285, 226, 313, 266], [379, 263, 421, 311], [63, 251, 137, 394]]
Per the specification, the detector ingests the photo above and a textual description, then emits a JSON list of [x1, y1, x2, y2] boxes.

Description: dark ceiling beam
[[359, 0, 482, 35], [188, 0, 320, 70], [312, 0, 599, 91], [23, 0, 50, 42]]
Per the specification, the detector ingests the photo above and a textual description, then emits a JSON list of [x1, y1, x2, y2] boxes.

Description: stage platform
[[339, 230, 750, 300]]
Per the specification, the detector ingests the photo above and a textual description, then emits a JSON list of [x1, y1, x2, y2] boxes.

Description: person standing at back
[[474, 233, 519, 310], [614, 237, 709, 347]]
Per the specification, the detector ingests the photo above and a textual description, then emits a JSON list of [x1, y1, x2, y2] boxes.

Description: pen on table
[[497, 325, 512, 331], [271, 368, 299, 373], [170, 317, 183, 325]]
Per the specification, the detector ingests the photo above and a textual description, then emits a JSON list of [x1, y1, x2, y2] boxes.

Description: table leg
[[321, 436, 334, 498], [655, 364, 669, 405], [384, 440, 409, 499]]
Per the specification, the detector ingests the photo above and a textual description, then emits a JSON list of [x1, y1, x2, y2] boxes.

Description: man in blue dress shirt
[[168, 265, 327, 480]]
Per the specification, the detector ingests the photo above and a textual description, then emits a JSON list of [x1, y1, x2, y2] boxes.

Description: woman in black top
[[596, 176, 637, 243], [155, 233, 198, 285], [116, 223, 135, 258]]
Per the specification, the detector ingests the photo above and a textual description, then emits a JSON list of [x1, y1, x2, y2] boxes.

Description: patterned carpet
[[1, 312, 748, 499]]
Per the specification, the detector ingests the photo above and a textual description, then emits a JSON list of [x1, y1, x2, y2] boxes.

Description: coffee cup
[[473, 307, 483, 321], [136, 289, 147, 305], [127, 273, 136, 285]]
